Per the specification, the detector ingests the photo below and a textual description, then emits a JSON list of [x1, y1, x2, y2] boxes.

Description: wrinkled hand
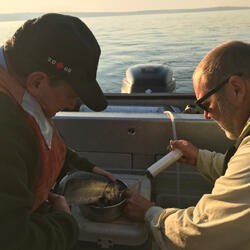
[[124, 191, 155, 222], [92, 167, 116, 182], [169, 139, 198, 166], [48, 192, 71, 214]]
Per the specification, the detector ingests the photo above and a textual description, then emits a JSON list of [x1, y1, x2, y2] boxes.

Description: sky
[[1, 0, 250, 14]]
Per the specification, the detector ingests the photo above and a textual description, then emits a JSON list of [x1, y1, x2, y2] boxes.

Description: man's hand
[[170, 139, 198, 166], [48, 192, 71, 214], [92, 166, 116, 182], [124, 191, 155, 222]]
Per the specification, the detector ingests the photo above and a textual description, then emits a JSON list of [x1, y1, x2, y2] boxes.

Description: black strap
[[222, 146, 237, 175]]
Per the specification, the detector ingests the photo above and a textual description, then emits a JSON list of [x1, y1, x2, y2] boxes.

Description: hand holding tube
[[170, 140, 198, 166]]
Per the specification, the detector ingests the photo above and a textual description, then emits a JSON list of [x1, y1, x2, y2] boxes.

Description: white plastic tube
[[146, 149, 183, 178]]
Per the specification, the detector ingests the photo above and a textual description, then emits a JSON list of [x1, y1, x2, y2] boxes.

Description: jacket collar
[[21, 91, 53, 148], [0, 46, 7, 71], [236, 117, 250, 148]]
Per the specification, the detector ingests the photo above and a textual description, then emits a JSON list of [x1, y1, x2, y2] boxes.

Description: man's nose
[[204, 110, 211, 120]]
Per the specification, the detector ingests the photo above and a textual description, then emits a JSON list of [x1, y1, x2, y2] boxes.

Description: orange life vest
[[0, 67, 66, 211]]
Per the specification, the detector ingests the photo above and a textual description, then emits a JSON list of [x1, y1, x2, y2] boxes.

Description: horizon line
[[0, 6, 249, 21]]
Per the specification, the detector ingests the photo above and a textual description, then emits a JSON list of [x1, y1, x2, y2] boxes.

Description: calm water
[[0, 9, 250, 93]]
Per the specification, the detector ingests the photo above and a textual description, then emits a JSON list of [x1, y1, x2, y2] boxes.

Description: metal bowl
[[80, 179, 127, 222], [57, 172, 127, 222]]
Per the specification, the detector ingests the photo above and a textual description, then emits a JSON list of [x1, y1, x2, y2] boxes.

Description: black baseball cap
[[5, 13, 107, 111]]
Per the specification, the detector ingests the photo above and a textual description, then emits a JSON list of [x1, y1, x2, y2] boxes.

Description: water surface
[[0, 9, 250, 93]]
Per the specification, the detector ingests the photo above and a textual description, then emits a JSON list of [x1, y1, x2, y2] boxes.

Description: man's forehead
[[193, 71, 208, 97], [193, 70, 206, 84]]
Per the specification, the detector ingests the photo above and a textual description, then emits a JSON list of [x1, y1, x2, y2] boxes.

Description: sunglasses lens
[[195, 102, 207, 112], [200, 104, 206, 112]]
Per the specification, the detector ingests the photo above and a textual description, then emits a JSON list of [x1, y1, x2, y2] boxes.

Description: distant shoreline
[[0, 6, 249, 22]]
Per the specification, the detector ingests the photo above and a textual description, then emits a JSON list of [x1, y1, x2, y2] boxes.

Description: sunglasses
[[195, 74, 240, 112]]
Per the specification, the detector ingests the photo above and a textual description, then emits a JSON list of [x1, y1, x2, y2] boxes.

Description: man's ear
[[25, 72, 49, 96], [228, 75, 247, 105]]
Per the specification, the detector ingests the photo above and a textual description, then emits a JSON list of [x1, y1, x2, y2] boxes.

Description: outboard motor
[[121, 64, 176, 93]]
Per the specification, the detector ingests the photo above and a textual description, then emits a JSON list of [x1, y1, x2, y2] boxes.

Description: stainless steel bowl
[[80, 179, 127, 222], [57, 171, 127, 222]]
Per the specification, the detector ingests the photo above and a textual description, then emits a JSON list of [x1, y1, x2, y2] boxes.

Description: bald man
[[124, 41, 250, 250]]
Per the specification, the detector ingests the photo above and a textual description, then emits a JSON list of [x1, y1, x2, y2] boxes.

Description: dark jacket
[[0, 92, 95, 250]]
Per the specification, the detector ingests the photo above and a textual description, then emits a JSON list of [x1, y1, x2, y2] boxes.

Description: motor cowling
[[121, 64, 176, 93]]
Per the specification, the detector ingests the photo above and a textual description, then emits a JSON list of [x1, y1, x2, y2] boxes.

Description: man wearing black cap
[[0, 13, 113, 250]]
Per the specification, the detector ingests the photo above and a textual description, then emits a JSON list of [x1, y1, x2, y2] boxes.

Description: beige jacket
[[145, 131, 250, 249]]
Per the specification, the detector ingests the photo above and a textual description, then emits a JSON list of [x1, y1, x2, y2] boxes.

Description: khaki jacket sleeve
[[196, 149, 225, 184], [145, 137, 250, 250]]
